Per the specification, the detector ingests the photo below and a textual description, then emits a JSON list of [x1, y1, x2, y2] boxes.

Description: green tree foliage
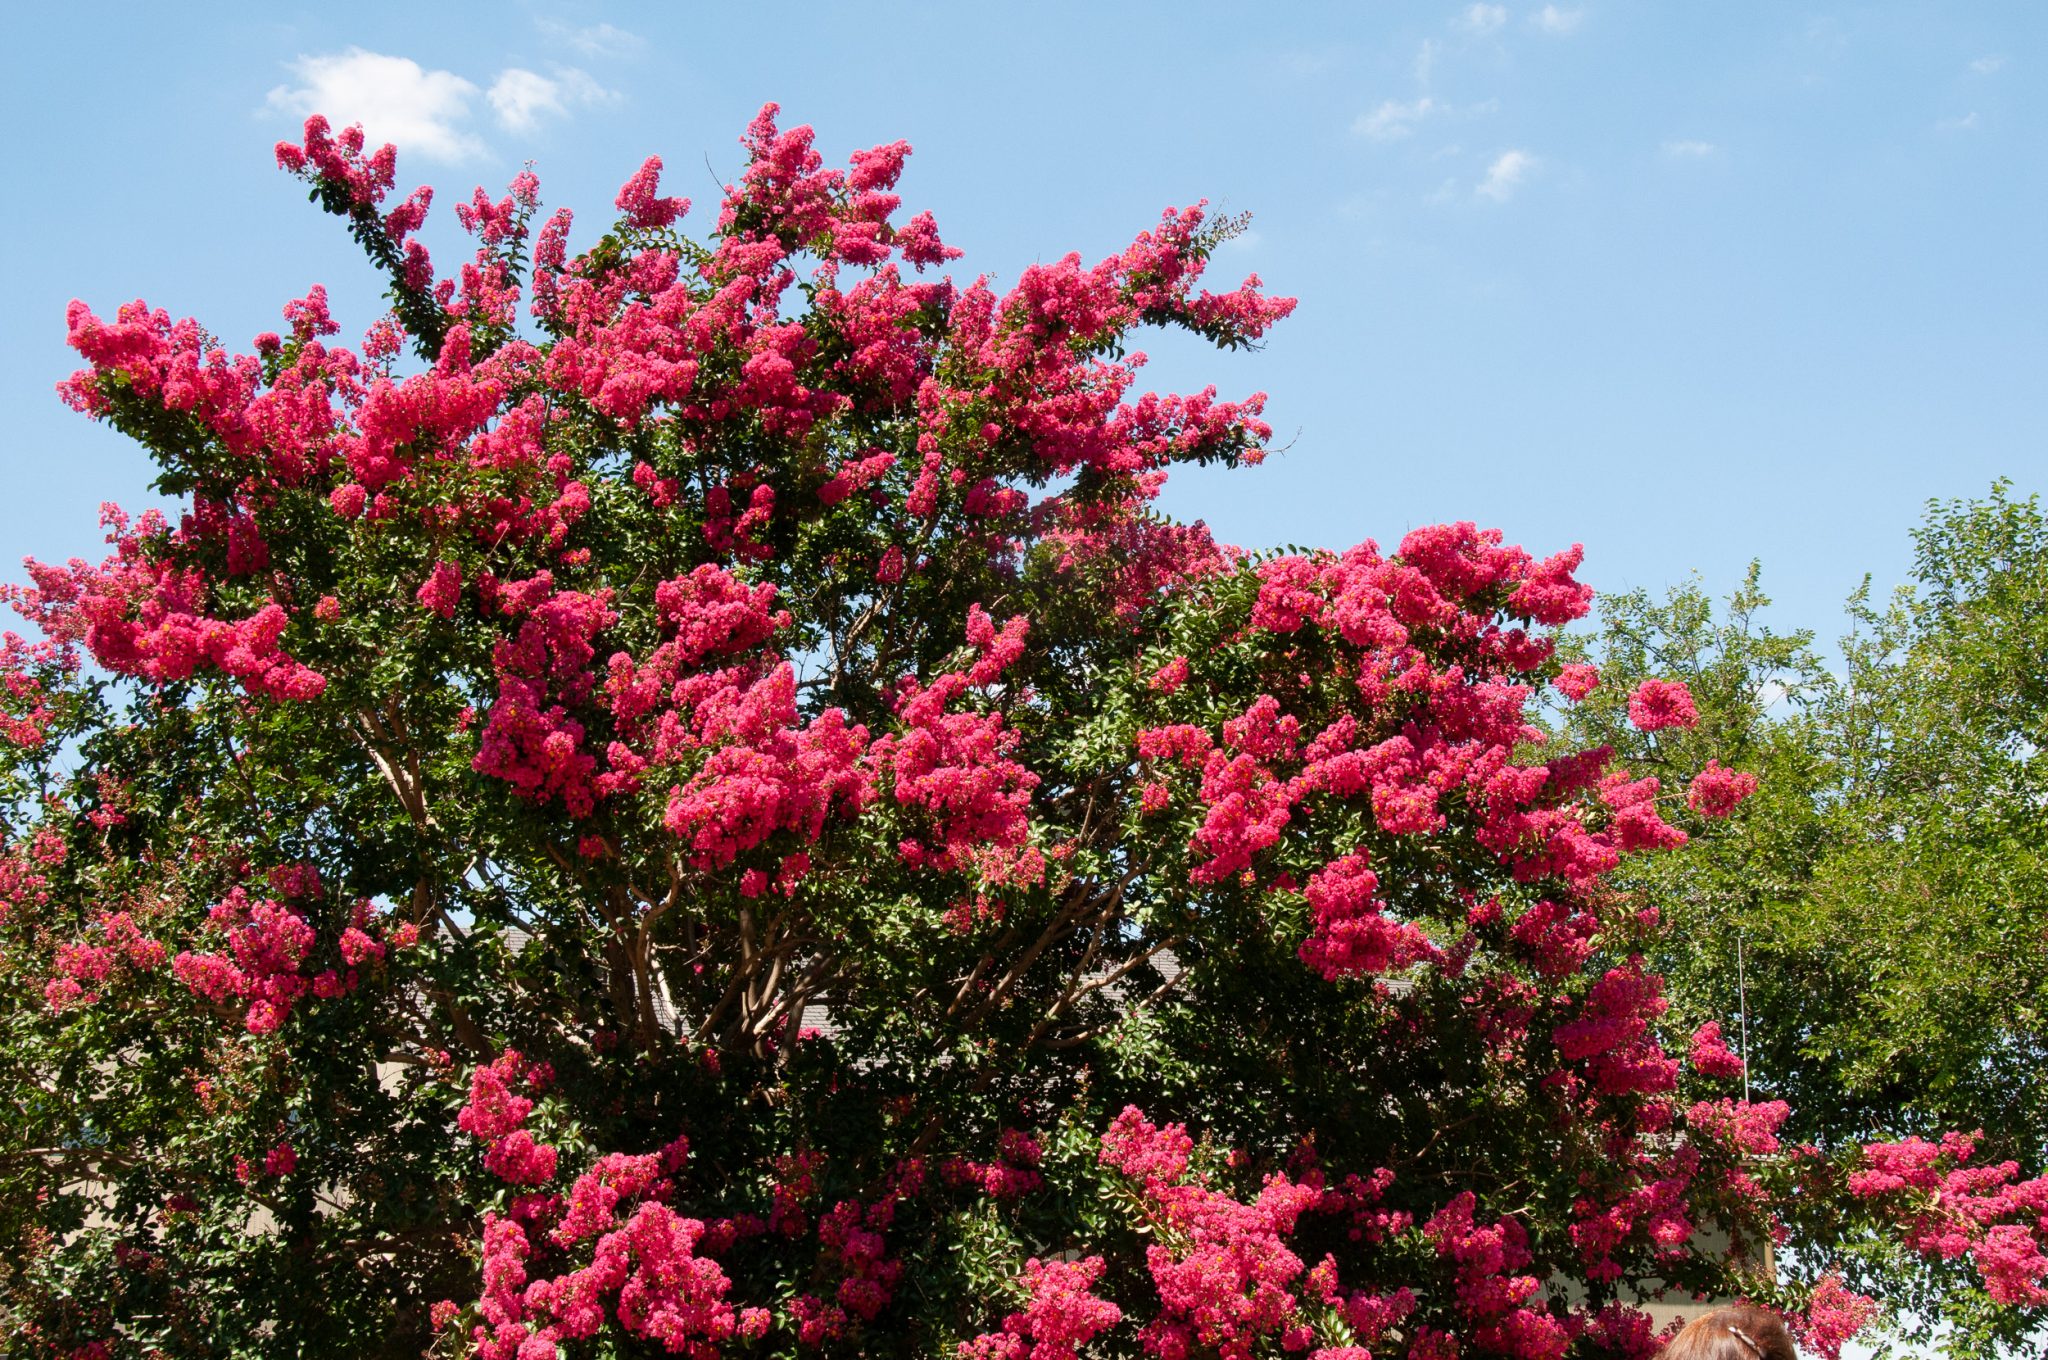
[[1563, 482, 2048, 1165]]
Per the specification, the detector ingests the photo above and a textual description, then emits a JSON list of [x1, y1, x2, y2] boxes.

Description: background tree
[[1559, 486, 2048, 1353], [1561, 486, 2048, 1159], [0, 110, 2041, 1360]]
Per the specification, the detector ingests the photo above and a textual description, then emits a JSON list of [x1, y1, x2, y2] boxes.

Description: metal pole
[[1737, 930, 1751, 1103]]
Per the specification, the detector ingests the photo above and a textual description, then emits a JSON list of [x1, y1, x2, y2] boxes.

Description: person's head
[[1658, 1304, 1798, 1360]]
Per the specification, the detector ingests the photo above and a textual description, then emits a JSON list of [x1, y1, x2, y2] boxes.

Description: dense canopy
[[1, 107, 2042, 1360]]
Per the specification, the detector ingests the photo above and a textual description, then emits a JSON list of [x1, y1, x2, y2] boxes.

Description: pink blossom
[[1298, 853, 1436, 980], [614, 156, 689, 230], [1553, 662, 1599, 702], [1150, 655, 1191, 694], [171, 889, 322, 1032], [959, 1256, 1121, 1360], [1799, 1276, 1876, 1360], [895, 210, 961, 268], [1973, 1224, 2048, 1306], [461, 1050, 560, 1186], [1686, 1098, 1790, 1157], [417, 559, 463, 618], [1626, 679, 1698, 732], [1686, 759, 1757, 817], [1100, 1107, 1193, 1184], [1688, 1022, 1745, 1079]]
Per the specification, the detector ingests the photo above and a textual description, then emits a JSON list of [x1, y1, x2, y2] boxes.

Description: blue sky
[[2, 2, 2041, 643]]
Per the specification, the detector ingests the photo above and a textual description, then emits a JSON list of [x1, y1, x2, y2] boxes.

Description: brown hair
[[1657, 1305, 1798, 1360]]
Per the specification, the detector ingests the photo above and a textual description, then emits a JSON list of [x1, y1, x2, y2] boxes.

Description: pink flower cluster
[[1296, 852, 1437, 981], [817, 1196, 904, 1322], [13, 511, 326, 703], [720, 104, 953, 271], [1626, 679, 1698, 732], [1550, 963, 1679, 1098], [171, 887, 322, 1033], [0, 631, 66, 747], [416, 559, 463, 618], [876, 664, 1042, 887], [274, 115, 397, 208], [1121, 201, 1299, 348], [1685, 759, 1757, 817], [1848, 1133, 2048, 1306], [458, 1050, 560, 1186], [44, 910, 166, 1010], [958, 1256, 1123, 1360], [1099, 1107, 1323, 1360], [943, 1127, 1045, 1200], [1798, 1275, 1878, 1360], [1687, 1022, 1746, 1079], [472, 580, 622, 817], [264, 1141, 298, 1177], [1553, 662, 1599, 702], [1138, 527, 1688, 906], [655, 662, 871, 871], [1505, 898, 1600, 980], [615, 155, 690, 231], [1685, 1098, 1790, 1157], [1565, 1137, 1701, 1282], [465, 1133, 782, 1358], [1423, 1192, 1567, 1360]]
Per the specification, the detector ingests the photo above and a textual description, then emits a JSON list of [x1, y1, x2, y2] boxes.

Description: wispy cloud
[[1476, 149, 1536, 201], [1354, 97, 1438, 142], [1531, 5, 1585, 34], [267, 48, 483, 161], [268, 47, 620, 160], [1457, 3, 1508, 36], [1414, 38, 1439, 86], [1661, 139, 1716, 158], [1936, 111, 1980, 132], [1969, 54, 2005, 74], [487, 67, 616, 133], [537, 20, 646, 60]]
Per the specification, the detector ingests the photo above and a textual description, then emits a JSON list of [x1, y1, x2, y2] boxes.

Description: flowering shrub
[[0, 106, 2040, 1360]]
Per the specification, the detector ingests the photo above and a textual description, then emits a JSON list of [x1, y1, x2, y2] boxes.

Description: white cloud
[[1414, 38, 1439, 85], [487, 69, 560, 132], [1661, 139, 1716, 157], [1354, 97, 1438, 141], [487, 66, 616, 132], [1458, 3, 1508, 35], [267, 48, 483, 162], [1476, 149, 1536, 201], [537, 20, 646, 60], [1532, 5, 1585, 34], [1937, 111, 1980, 131], [1970, 54, 2006, 74]]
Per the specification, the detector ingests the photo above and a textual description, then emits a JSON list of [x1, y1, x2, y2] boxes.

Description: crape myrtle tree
[[0, 107, 2042, 1360]]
